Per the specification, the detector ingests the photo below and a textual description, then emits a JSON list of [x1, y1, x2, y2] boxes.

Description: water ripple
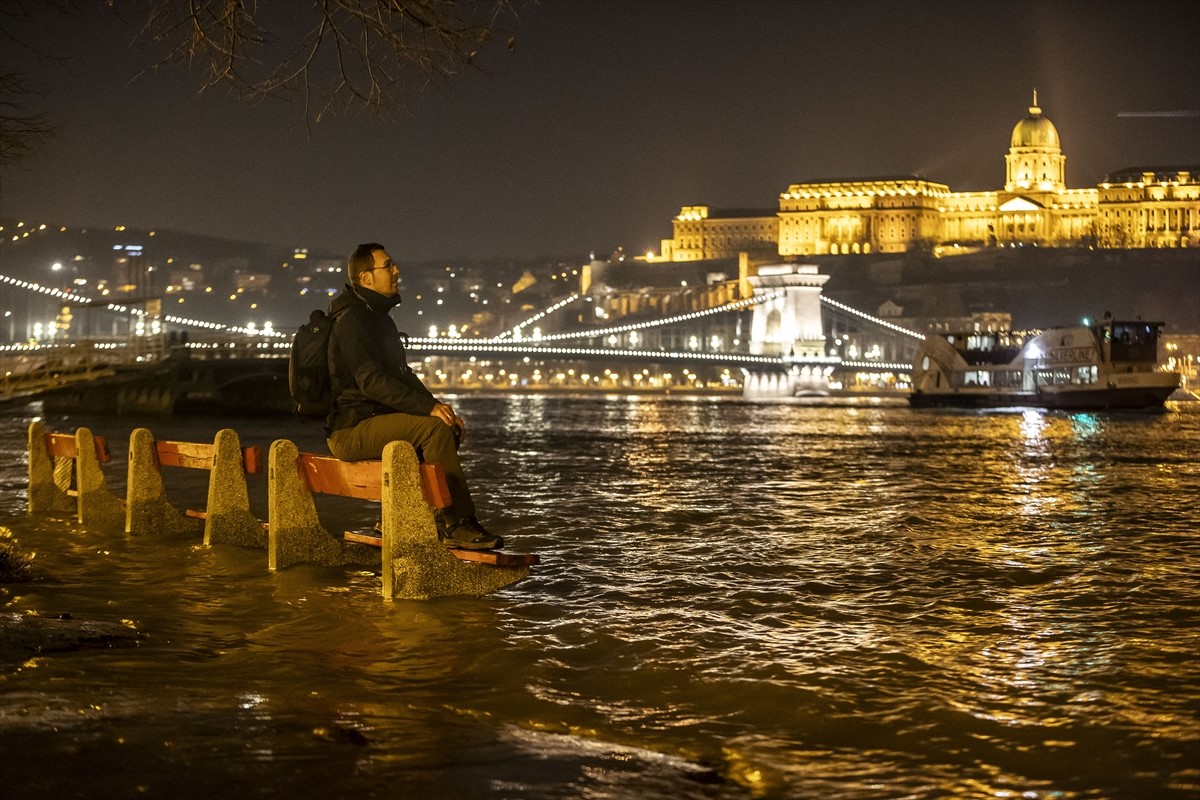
[[1, 398, 1197, 798]]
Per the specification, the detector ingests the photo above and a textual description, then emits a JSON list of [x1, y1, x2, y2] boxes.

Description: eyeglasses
[[372, 260, 398, 272]]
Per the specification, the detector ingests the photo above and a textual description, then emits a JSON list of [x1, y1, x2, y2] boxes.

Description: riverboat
[[909, 318, 1180, 410]]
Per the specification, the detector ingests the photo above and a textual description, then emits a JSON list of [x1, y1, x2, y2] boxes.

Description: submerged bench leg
[[75, 427, 124, 530], [27, 421, 74, 515], [267, 439, 343, 570], [380, 441, 528, 600], [126, 427, 204, 537], [204, 429, 266, 549]]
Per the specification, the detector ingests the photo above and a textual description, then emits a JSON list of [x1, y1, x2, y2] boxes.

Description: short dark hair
[[348, 242, 386, 283]]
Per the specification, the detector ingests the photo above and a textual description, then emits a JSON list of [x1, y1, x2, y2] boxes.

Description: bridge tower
[[744, 263, 831, 397]]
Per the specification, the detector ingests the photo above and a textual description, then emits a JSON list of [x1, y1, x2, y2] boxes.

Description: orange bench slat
[[450, 549, 539, 567], [297, 454, 382, 499], [45, 432, 111, 463], [154, 441, 262, 473], [418, 463, 452, 509], [296, 453, 451, 509], [341, 530, 538, 567]]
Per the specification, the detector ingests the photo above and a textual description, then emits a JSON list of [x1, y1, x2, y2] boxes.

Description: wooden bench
[[44, 433, 112, 473], [157, 440, 262, 520], [126, 427, 264, 544], [28, 422, 124, 528], [267, 439, 534, 599], [43, 431, 111, 499], [298, 453, 535, 568]]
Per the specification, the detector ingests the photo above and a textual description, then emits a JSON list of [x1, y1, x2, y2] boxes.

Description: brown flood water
[[1, 396, 1198, 799]]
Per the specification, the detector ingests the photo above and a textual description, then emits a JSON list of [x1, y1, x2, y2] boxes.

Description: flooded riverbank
[[1, 397, 1198, 799]]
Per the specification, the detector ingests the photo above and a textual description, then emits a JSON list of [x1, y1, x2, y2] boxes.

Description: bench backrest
[[295, 453, 451, 509], [154, 440, 262, 474], [45, 432, 111, 463]]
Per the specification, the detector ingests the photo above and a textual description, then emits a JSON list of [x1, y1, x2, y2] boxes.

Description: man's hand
[[431, 402, 466, 444]]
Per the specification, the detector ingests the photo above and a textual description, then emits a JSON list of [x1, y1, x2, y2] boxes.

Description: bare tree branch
[[133, 0, 524, 124], [0, 0, 80, 164], [0, 70, 57, 164], [1, 0, 521, 158]]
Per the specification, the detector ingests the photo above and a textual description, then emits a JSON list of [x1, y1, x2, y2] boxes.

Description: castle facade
[[662, 94, 1199, 260]]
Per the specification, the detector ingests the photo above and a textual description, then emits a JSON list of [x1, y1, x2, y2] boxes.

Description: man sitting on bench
[[324, 242, 501, 551]]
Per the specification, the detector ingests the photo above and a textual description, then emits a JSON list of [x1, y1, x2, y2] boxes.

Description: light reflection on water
[[0, 397, 1198, 799]]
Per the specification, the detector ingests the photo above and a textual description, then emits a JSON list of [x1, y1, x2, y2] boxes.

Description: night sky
[[1, 0, 1197, 261]]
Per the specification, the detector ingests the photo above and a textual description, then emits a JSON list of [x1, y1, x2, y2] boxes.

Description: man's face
[[362, 248, 400, 296]]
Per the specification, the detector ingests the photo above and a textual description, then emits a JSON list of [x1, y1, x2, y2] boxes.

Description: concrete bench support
[[27, 421, 76, 515], [267, 439, 376, 570], [203, 429, 267, 549], [380, 441, 529, 601], [75, 427, 125, 530], [126, 428, 204, 537]]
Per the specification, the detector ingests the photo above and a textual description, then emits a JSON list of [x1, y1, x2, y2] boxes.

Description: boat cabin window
[[1034, 368, 1073, 387], [1107, 322, 1161, 364], [995, 370, 1023, 388], [1032, 366, 1098, 387]]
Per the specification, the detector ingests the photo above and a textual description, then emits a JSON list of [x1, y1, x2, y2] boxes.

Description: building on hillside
[[668, 206, 779, 262], [659, 93, 1199, 259]]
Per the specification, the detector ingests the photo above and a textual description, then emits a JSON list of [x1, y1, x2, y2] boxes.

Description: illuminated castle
[[662, 93, 1199, 260]]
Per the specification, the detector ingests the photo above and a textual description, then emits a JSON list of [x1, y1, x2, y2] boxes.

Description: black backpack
[[288, 307, 346, 419]]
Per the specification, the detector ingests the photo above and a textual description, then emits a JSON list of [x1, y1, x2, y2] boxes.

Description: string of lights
[[820, 295, 926, 340], [408, 340, 790, 366], [491, 293, 580, 341], [841, 360, 911, 370], [1, 272, 287, 338], [0, 272, 97, 304], [526, 290, 783, 343]]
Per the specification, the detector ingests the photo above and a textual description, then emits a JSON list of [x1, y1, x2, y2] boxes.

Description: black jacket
[[326, 283, 437, 433]]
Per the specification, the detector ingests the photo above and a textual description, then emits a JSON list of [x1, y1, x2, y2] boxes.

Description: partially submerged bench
[[125, 427, 264, 547], [28, 421, 124, 529], [268, 439, 535, 600]]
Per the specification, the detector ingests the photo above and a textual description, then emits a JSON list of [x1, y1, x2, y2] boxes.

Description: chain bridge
[[1, 264, 923, 412]]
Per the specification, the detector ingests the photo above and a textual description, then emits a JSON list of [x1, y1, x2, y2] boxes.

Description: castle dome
[[1010, 90, 1060, 149]]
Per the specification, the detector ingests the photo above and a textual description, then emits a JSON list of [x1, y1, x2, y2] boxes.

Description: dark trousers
[[327, 413, 476, 522]]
